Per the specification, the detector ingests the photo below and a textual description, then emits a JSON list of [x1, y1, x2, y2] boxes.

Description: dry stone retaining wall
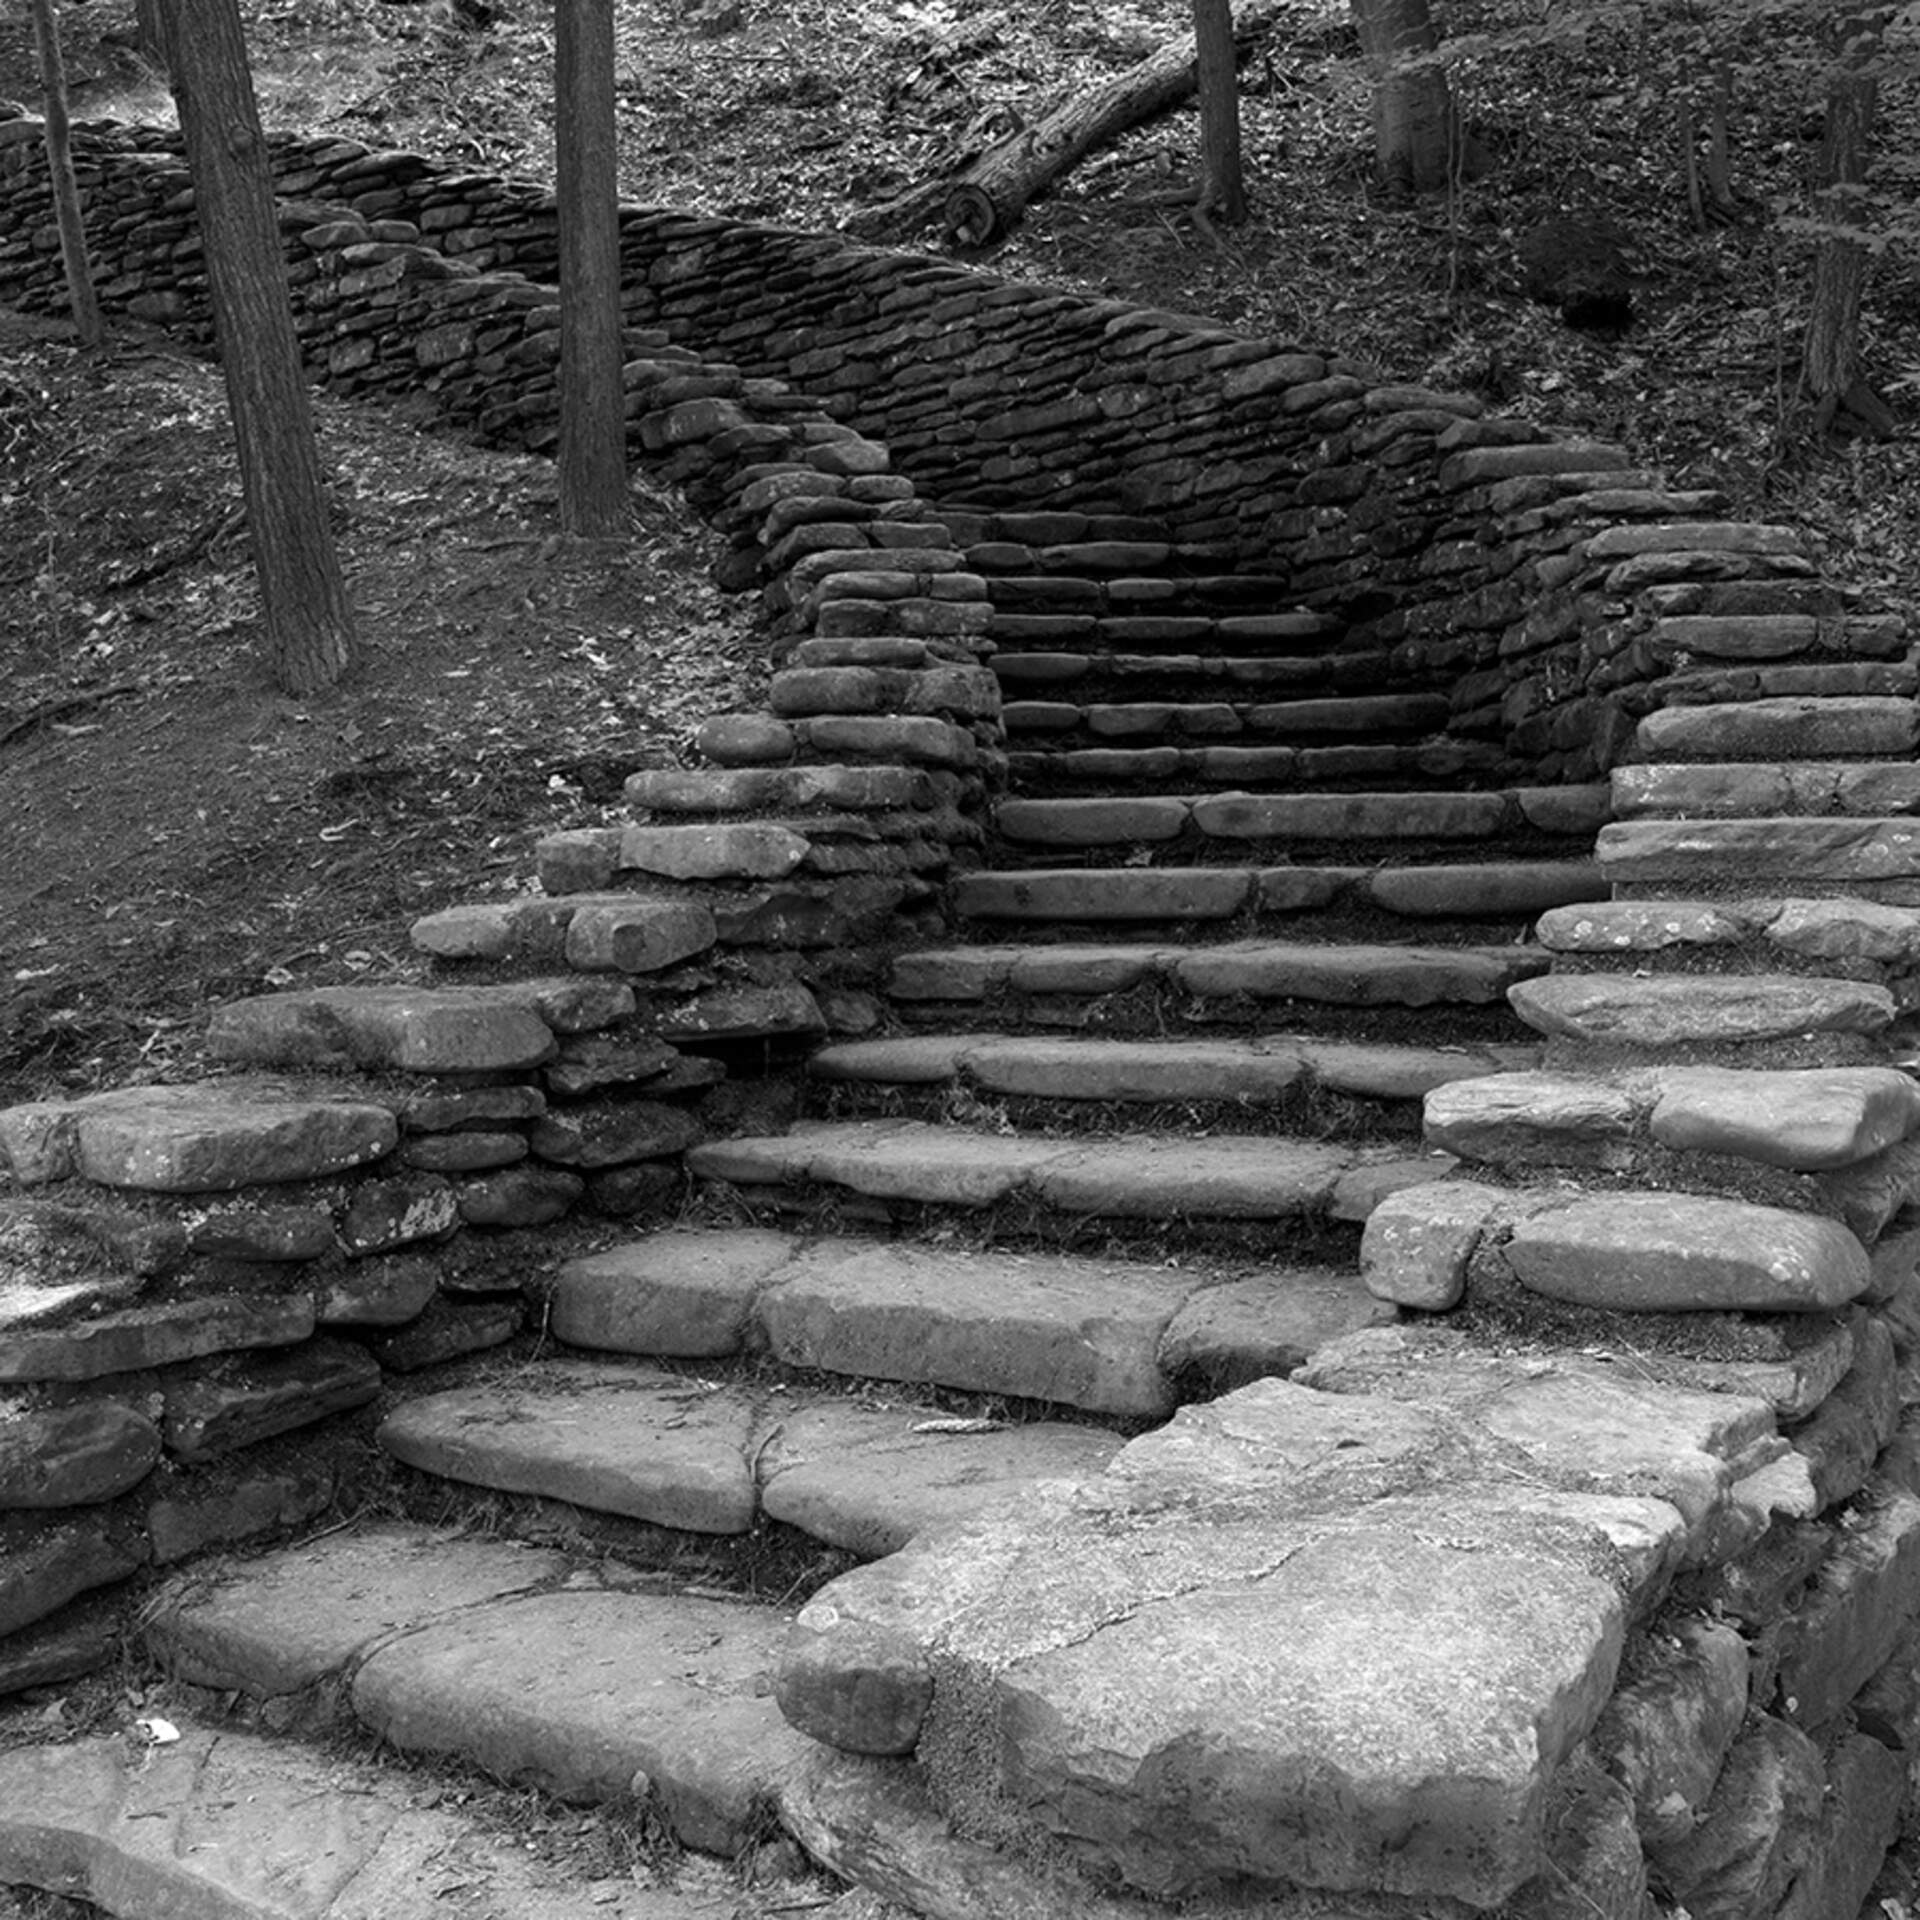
[[2, 116, 1904, 782]]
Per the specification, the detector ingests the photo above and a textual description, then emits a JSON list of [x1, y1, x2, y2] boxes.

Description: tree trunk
[[169, 0, 358, 694], [1803, 6, 1894, 437], [134, 0, 171, 70], [1193, 0, 1246, 225], [27, 0, 103, 350], [554, 0, 627, 538], [849, 0, 1296, 246], [1351, 0, 1454, 195]]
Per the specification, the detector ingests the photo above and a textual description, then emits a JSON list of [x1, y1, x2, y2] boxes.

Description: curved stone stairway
[[8, 542, 1920, 1917]]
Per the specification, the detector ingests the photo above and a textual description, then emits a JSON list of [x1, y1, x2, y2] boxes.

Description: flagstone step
[[138, 1523, 813, 1858], [813, 1031, 1540, 1110], [549, 1230, 1390, 1419], [887, 940, 1552, 1031], [952, 861, 1603, 926], [1000, 692, 1450, 748], [993, 785, 1610, 852], [685, 1119, 1453, 1233], [0, 1713, 751, 1920], [1599, 815, 1920, 891], [379, 1359, 1130, 1538], [1004, 741, 1479, 794], [1613, 760, 1920, 819], [989, 647, 1391, 695], [1536, 893, 1920, 967], [1629, 695, 1920, 764]]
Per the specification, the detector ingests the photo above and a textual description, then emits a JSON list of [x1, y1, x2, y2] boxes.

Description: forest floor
[[4, 9, 1920, 1909]]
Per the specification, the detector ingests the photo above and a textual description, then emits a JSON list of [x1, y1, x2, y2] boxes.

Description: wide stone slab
[[1175, 940, 1547, 1005], [0, 1294, 315, 1384], [1190, 790, 1508, 841], [552, 1228, 796, 1357], [1633, 695, 1919, 762], [1509, 973, 1895, 1047], [758, 1402, 1124, 1557], [1423, 1071, 1639, 1167], [1599, 816, 1920, 882], [0, 1395, 161, 1507], [0, 1724, 740, 1920], [208, 984, 563, 1072], [759, 1239, 1205, 1416], [144, 1522, 572, 1695], [779, 1377, 1652, 1908], [378, 1364, 760, 1534], [1535, 898, 1756, 953], [1649, 1066, 1920, 1170], [1499, 1191, 1871, 1313], [352, 1586, 816, 1854], [2, 1080, 397, 1191], [954, 868, 1254, 922]]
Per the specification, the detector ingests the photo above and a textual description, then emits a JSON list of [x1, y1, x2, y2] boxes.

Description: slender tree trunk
[[169, 0, 357, 694], [554, 0, 627, 537], [135, 0, 171, 70], [1804, 6, 1894, 436], [1351, 0, 1454, 195], [1193, 0, 1246, 225], [27, 0, 103, 350]]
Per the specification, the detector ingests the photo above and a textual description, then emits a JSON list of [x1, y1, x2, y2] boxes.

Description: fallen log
[[846, 0, 1310, 248]]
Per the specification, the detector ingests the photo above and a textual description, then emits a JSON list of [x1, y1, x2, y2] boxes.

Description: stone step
[[1510, 971, 1898, 1058], [979, 572, 1301, 620], [989, 647, 1387, 695], [1629, 695, 1919, 764], [685, 1118, 1453, 1232], [137, 1522, 814, 1859], [953, 862, 1604, 926], [379, 1356, 1129, 1536], [814, 1031, 1540, 1108], [1001, 692, 1449, 748], [549, 1228, 1389, 1418], [888, 939, 1552, 1019], [1005, 740, 1462, 793], [0, 1711, 748, 1919], [1613, 760, 1920, 820], [993, 786, 1610, 851], [1536, 894, 1920, 968], [1599, 815, 1920, 888]]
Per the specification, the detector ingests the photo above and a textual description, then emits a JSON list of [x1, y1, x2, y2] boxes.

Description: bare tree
[[27, 0, 103, 349], [1193, 0, 1247, 225], [168, 0, 358, 693], [1351, 0, 1455, 195], [554, 0, 628, 537]]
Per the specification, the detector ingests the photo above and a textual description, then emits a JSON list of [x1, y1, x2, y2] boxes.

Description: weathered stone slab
[[544, 1031, 683, 1094], [0, 1510, 146, 1637], [143, 1522, 573, 1695], [1176, 940, 1546, 1006], [0, 1294, 315, 1384], [1363, 862, 1604, 918], [1650, 1066, 1920, 1170], [399, 1083, 547, 1131], [0, 1724, 735, 1920], [1191, 790, 1507, 841], [187, 1202, 337, 1261], [565, 897, 718, 972], [1424, 1072, 1640, 1167], [1035, 1136, 1352, 1219], [1600, 815, 1920, 882], [208, 985, 558, 1073], [1501, 1192, 1870, 1312], [651, 981, 823, 1042], [552, 1228, 794, 1357], [691, 1120, 1070, 1206], [397, 1127, 526, 1173], [17, 1081, 397, 1192], [1361, 1181, 1511, 1310], [618, 822, 809, 880], [963, 1036, 1308, 1103], [352, 1586, 815, 1854], [162, 1337, 383, 1463], [758, 1402, 1123, 1557], [338, 1174, 459, 1254], [1296, 1038, 1541, 1097], [0, 1604, 119, 1697], [994, 797, 1190, 847], [1633, 695, 1917, 762], [378, 1363, 758, 1533], [1774, 1729, 1904, 1920], [527, 1099, 703, 1167], [955, 868, 1253, 922], [1156, 1269, 1398, 1389], [1509, 973, 1895, 1047], [810, 1034, 980, 1084], [146, 1456, 337, 1566], [760, 1239, 1199, 1416], [366, 1295, 524, 1372], [0, 1395, 161, 1508], [1535, 898, 1756, 952], [454, 1164, 584, 1226], [1764, 894, 1920, 962]]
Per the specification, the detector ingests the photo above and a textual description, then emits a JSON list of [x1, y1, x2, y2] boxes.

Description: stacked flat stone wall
[[3, 117, 1902, 781]]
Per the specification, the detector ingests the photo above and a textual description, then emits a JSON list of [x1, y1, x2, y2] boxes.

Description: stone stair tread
[[0, 1715, 740, 1920], [814, 1032, 1541, 1103], [954, 863, 1604, 924], [552, 1229, 1390, 1419], [686, 1118, 1454, 1222], [889, 940, 1550, 1007], [1537, 893, 1920, 964], [1631, 695, 1919, 764], [1599, 813, 1920, 884], [378, 1357, 1127, 1537], [1510, 972, 1897, 1048], [140, 1521, 811, 1857], [1613, 759, 1920, 819]]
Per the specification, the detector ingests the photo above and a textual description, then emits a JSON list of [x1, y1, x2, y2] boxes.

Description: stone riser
[[1005, 740, 1510, 795]]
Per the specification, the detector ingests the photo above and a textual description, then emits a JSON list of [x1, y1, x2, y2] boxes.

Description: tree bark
[[169, 0, 358, 694], [1803, 6, 1894, 437], [554, 0, 627, 538], [849, 0, 1297, 246], [134, 0, 171, 70], [1350, 0, 1455, 195], [27, 0, 103, 350], [1193, 0, 1246, 225]]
